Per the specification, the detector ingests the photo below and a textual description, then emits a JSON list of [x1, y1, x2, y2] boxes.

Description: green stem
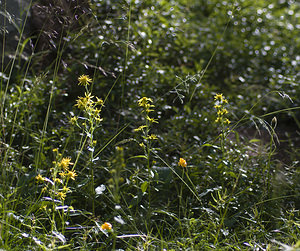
[[89, 129, 95, 215]]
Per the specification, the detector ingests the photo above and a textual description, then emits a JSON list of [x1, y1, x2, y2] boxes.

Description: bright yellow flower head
[[66, 170, 77, 180], [178, 158, 187, 168], [57, 192, 66, 201], [101, 222, 112, 231], [214, 93, 224, 101], [59, 157, 72, 170], [78, 75, 92, 86]]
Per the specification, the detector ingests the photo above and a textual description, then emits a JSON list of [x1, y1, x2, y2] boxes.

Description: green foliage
[[0, 0, 299, 249]]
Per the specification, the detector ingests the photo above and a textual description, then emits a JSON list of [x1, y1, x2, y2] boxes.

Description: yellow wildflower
[[41, 205, 47, 211], [146, 116, 158, 124], [96, 97, 104, 106], [75, 93, 94, 110], [138, 97, 153, 107], [93, 108, 102, 116], [222, 108, 228, 114], [78, 75, 92, 86], [217, 109, 228, 116], [75, 96, 86, 110], [36, 174, 45, 183], [214, 93, 224, 101], [217, 110, 223, 116], [134, 125, 147, 132], [147, 134, 158, 140], [224, 118, 231, 124], [62, 186, 70, 193], [54, 178, 62, 184], [57, 192, 66, 201], [66, 170, 77, 180], [59, 157, 72, 170], [95, 117, 103, 123], [215, 117, 222, 123], [70, 116, 78, 125], [101, 222, 112, 231], [178, 158, 187, 168]]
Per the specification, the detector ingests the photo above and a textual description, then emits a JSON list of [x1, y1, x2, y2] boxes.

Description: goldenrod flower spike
[[101, 222, 112, 231], [78, 75, 92, 86], [213, 93, 230, 124], [178, 158, 187, 168]]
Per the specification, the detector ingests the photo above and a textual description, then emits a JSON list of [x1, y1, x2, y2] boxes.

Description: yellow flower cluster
[[134, 97, 158, 141], [138, 97, 155, 113], [74, 92, 104, 124], [35, 150, 77, 202], [214, 93, 230, 125], [75, 92, 94, 110], [58, 157, 77, 181]]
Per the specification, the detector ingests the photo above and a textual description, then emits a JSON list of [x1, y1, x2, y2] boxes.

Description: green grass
[[0, 0, 299, 250]]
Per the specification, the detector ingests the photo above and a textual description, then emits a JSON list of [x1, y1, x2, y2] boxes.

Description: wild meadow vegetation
[[0, 0, 300, 250]]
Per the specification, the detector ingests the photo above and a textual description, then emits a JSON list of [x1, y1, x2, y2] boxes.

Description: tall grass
[[0, 0, 299, 250]]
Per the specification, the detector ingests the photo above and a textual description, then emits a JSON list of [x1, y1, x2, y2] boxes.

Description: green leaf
[[141, 181, 149, 193], [128, 155, 147, 160]]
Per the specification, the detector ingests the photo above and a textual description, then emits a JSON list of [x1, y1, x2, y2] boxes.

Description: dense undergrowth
[[0, 0, 300, 250]]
